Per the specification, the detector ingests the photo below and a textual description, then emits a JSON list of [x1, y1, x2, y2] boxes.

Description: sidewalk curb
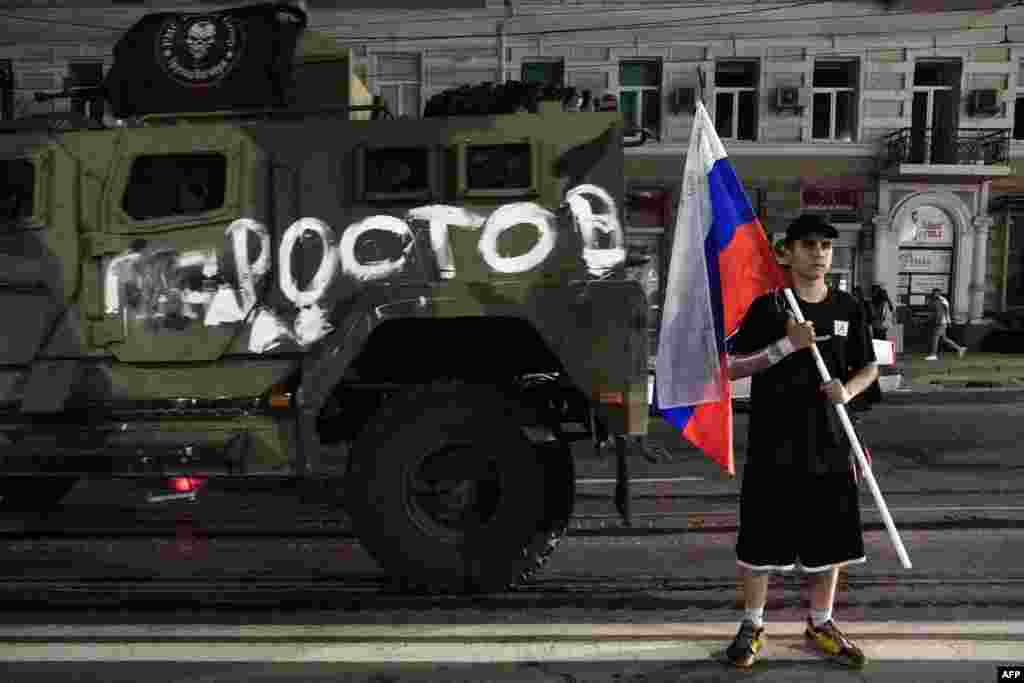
[[881, 387, 1024, 405]]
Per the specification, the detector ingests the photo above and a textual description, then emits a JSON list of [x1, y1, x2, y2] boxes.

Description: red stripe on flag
[[718, 218, 789, 339], [681, 358, 735, 476]]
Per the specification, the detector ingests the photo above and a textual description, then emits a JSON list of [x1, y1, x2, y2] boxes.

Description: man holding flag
[[724, 214, 877, 670], [655, 102, 878, 670]]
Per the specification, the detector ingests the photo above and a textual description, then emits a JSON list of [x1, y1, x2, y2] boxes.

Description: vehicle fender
[[292, 298, 385, 474], [560, 279, 648, 437]]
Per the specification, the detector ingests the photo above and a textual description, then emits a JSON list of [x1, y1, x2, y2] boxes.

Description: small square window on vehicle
[[357, 146, 435, 201], [465, 143, 532, 192], [0, 159, 34, 225], [121, 153, 227, 221]]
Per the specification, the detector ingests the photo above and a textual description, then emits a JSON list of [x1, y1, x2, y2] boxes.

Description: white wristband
[[766, 336, 796, 365]]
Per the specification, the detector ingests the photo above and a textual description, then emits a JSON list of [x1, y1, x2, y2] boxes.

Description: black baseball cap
[[785, 214, 838, 241]]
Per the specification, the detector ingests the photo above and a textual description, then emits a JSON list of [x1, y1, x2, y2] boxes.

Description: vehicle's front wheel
[[345, 382, 572, 593]]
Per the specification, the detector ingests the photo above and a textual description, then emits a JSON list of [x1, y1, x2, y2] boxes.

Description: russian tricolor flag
[[655, 101, 787, 476]]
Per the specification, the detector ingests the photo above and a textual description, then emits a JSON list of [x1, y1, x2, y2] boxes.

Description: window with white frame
[[1015, 96, 1024, 140], [376, 53, 421, 119], [714, 60, 758, 141], [66, 61, 105, 121], [1017, 61, 1024, 140], [619, 60, 662, 138], [812, 60, 857, 142]]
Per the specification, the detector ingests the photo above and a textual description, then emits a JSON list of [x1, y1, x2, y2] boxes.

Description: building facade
[[3, 0, 1024, 352]]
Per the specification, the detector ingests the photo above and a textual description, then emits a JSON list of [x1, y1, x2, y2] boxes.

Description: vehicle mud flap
[[516, 436, 574, 585], [345, 382, 565, 593], [614, 435, 631, 526]]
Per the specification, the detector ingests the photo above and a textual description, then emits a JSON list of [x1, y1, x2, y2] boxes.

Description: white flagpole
[[783, 288, 913, 570]]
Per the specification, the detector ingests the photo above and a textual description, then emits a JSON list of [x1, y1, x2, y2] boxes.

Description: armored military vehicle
[[0, 2, 649, 592]]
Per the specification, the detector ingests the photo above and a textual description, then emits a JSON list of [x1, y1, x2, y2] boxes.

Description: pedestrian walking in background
[[723, 214, 878, 670], [852, 286, 872, 328], [844, 286, 883, 409], [870, 284, 896, 341], [926, 288, 966, 361]]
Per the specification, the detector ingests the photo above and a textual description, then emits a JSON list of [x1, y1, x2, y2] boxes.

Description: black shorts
[[736, 463, 866, 573]]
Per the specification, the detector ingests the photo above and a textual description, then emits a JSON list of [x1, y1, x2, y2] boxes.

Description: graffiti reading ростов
[[103, 184, 626, 353]]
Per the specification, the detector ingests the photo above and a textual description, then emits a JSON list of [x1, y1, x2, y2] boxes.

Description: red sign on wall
[[801, 187, 861, 210]]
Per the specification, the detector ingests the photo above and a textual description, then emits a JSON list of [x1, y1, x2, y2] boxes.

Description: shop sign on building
[[898, 205, 954, 246], [801, 187, 861, 210], [909, 273, 950, 295], [898, 249, 952, 273], [800, 178, 865, 211]]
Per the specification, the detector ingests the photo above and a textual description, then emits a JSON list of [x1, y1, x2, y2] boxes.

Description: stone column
[[871, 214, 890, 287], [954, 226, 973, 324], [969, 214, 993, 323]]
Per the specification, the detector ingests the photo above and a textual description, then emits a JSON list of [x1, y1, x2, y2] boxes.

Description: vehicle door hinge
[[83, 231, 127, 256], [89, 317, 125, 346]]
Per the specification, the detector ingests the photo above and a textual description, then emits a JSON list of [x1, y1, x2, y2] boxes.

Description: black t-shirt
[[729, 288, 876, 474]]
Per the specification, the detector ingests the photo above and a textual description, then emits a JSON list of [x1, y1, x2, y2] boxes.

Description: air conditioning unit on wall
[[775, 86, 805, 112], [969, 89, 1000, 116]]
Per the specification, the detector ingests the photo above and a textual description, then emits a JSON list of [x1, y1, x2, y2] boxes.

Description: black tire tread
[[346, 380, 573, 593]]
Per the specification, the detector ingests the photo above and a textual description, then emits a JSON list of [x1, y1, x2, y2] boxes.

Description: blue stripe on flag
[[707, 158, 755, 252], [705, 157, 755, 352]]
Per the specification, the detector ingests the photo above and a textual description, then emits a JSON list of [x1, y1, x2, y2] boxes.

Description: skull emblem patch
[[186, 21, 218, 61], [157, 13, 244, 87]]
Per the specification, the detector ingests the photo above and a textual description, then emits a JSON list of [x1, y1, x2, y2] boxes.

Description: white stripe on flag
[[655, 101, 726, 409]]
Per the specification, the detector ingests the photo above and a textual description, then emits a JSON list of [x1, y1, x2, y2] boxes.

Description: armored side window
[[122, 153, 226, 220], [358, 146, 434, 201], [0, 159, 34, 227], [465, 143, 532, 192]]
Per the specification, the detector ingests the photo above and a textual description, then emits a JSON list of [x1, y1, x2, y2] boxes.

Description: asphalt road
[[0, 400, 1021, 681], [576, 400, 1024, 489]]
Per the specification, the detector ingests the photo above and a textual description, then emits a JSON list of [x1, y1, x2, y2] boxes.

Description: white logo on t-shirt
[[834, 320, 849, 337]]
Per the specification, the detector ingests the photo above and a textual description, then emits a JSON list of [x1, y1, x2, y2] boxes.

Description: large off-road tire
[[0, 477, 78, 510], [345, 382, 574, 593]]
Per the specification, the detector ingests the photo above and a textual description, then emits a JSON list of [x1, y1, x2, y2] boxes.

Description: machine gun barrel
[[34, 86, 106, 103]]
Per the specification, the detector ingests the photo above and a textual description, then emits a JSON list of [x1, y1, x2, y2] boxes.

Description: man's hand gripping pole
[[783, 288, 912, 570]]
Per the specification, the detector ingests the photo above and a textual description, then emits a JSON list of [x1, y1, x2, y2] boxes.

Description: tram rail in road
[[1, 470, 1022, 539], [1, 491, 1023, 538], [0, 571, 1022, 608], [1, 505, 1022, 539]]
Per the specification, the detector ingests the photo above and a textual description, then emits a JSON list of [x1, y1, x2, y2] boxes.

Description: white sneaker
[[925, 355, 938, 361]]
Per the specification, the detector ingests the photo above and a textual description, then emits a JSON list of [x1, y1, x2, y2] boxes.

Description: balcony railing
[[881, 127, 1010, 168]]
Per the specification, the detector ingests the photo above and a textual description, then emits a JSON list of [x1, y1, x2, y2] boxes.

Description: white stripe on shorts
[[737, 556, 867, 574]]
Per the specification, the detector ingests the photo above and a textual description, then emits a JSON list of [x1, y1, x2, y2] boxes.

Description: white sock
[[810, 607, 832, 628], [744, 606, 765, 628]]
